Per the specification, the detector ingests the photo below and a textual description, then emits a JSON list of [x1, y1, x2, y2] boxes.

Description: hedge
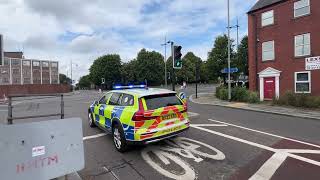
[[216, 86, 259, 103]]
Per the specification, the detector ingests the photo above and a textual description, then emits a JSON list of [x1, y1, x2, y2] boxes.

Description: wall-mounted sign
[[306, 56, 320, 70]]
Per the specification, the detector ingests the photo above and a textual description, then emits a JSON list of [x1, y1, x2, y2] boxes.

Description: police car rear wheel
[[112, 123, 128, 152], [88, 112, 96, 128]]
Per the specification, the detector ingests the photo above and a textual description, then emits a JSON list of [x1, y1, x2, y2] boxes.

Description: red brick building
[[248, 0, 320, 101]]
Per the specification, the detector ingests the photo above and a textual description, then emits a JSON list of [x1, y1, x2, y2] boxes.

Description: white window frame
[[294, 71, 311, 93], [262, 41, 275, 61], [294, 33, 310, 57], [294, 0, 310, 18], [261, 10, 274, 27]]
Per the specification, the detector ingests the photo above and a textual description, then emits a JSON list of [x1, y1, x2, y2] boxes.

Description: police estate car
[[88, 85, 189, 152]]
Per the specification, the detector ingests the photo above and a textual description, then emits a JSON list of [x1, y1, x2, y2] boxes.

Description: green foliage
[[216, 85, 259, 103], [176, 52, 202, 83], [89, 54, 122, 87], [247, 91, 260, 103], [135, 49, 164, 86], [232, 87, 249, 102], [207, 34, 236, 81], [235, 36, 248, 75], [59, 74, 71, 84], [215, 86, 228, 100], [78, 75, 91, 88], [273, 91, 320, 108]]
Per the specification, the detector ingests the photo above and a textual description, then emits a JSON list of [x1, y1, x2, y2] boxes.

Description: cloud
[[0, 0, 257, 80]]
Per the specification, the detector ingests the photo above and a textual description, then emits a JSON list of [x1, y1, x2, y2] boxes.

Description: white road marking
[[191, 124, 228, 127], [249, 152, 287, 180], [83, 133, 107, 140], [190, 125, 320, 166], [208, 119, 320, 149], [188, 112, 199, 117]]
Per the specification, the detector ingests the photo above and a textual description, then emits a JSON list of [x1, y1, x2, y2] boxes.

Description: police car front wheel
[[112, 123, 128, 152], [88, 111, 96, 128]]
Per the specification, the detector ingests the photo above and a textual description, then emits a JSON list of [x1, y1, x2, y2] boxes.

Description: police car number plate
[[162, 113, 177, 120]]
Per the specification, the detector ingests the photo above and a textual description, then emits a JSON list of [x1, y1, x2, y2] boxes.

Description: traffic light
[[173, 46, 182, 69]]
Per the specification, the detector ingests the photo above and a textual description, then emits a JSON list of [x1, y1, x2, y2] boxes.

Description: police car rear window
[[144, 93, 182, 110]]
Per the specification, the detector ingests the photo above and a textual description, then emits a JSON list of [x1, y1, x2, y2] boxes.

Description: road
[[0, 85, 319, 180]]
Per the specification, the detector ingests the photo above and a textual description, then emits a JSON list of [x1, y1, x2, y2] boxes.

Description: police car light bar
[[113, 85, 147, 90]]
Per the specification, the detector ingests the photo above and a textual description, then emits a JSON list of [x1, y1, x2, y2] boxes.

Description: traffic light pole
[[171, 42, 175, 91]]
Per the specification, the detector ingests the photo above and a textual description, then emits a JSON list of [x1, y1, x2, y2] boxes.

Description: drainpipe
[[253, 14, 259, 91]]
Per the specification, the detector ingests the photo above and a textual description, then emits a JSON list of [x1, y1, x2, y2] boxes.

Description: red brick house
[[248, 0, 320, 101]]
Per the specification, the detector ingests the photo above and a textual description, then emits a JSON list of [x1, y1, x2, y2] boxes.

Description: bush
[[273, 91, 320, 108], [215, 86, 259, 103], [247, 91, 260, 103], [232, 87, 249, 102], [216, 86, 228, 100]]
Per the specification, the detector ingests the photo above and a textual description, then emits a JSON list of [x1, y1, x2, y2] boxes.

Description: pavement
[[0, 86, 319, 180], [190, 92, 320, 120]]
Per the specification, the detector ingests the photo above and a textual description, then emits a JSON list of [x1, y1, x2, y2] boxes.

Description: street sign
[[306, 56, 320, 70], [0, 118, 84, 180], [221, 67, 239, 74], [101, 78, 105, 84]]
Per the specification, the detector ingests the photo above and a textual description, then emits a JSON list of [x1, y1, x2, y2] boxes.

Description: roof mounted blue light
[[112, 84, 147, 90]]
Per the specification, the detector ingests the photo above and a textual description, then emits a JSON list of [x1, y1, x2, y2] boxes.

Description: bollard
[[7, 97, 12, 125]]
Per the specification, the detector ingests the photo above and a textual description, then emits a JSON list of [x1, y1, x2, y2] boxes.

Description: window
[[11, 59, 20, 66], [12, 69, 20, 74], [33, 61, 40, 66], [119, 94, 134, 106], [99, 93, 112, 104], [144, 94, 183, 110], [295, 71, 311, 93], [4, 58, 9, 65], [42, 62, 49, 67], [261, 10, 274, 27], [294, 0, 310, 18], [295, 33, 310, 57], [262, 41, 275, 61], [23, 60, 30, 66], [108, 93, 121, 105], [51, 62, 58, 68]]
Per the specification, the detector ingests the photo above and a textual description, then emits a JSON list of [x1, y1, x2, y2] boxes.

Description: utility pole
[[170, 41, 175, 91], [161, 37, 168, 88], [70, 60, 73, 85], [236, 18, 239, 50], [227, 0, 231, 101]]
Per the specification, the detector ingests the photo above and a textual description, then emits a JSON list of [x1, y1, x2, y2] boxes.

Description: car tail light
[[132, 99, 156, 121]]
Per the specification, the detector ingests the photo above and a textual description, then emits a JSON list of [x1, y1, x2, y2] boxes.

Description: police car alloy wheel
[[88, 112, 96, 127], [112, 123, 128, 152]]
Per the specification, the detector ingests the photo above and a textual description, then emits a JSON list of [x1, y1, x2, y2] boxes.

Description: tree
[[176, 52, 202, 83], [89, 54, 122, 88], [235, 36, 248, 75], [78, 75, 91, 88], [206, 34, 236, 81], [135, 49, 164, 86], [121, 60, 138, 84], [59, 74, 71, 84]]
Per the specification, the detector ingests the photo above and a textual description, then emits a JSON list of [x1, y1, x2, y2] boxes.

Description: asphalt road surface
[[0, 85, 319, 180]]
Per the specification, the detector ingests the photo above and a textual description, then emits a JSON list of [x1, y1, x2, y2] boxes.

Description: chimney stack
[[0, 34, 3, 65]]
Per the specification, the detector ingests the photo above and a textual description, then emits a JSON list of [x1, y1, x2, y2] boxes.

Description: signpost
[[306, 56, 320, 70], [221, 67, 239, 74]]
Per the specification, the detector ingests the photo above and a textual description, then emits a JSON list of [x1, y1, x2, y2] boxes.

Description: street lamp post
[[161, 37, 168, 88], [227, 0, 231, 101]]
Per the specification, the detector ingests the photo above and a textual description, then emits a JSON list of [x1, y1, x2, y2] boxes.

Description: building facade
[[248, 0, 320, 100], [0, 57, 59, 85]]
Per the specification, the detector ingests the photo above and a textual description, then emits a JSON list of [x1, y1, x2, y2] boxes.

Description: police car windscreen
[[144, 93, 182, 110]]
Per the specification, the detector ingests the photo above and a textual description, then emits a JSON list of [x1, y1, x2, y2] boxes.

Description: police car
[[88, 85, 189, 152]]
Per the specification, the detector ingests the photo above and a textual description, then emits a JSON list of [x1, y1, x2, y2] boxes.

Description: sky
[[0, 0, 257, 81]]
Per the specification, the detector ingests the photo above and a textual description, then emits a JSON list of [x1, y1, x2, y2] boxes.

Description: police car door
[[107, 92, 123, 128], [95, 93, 112, 128]]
